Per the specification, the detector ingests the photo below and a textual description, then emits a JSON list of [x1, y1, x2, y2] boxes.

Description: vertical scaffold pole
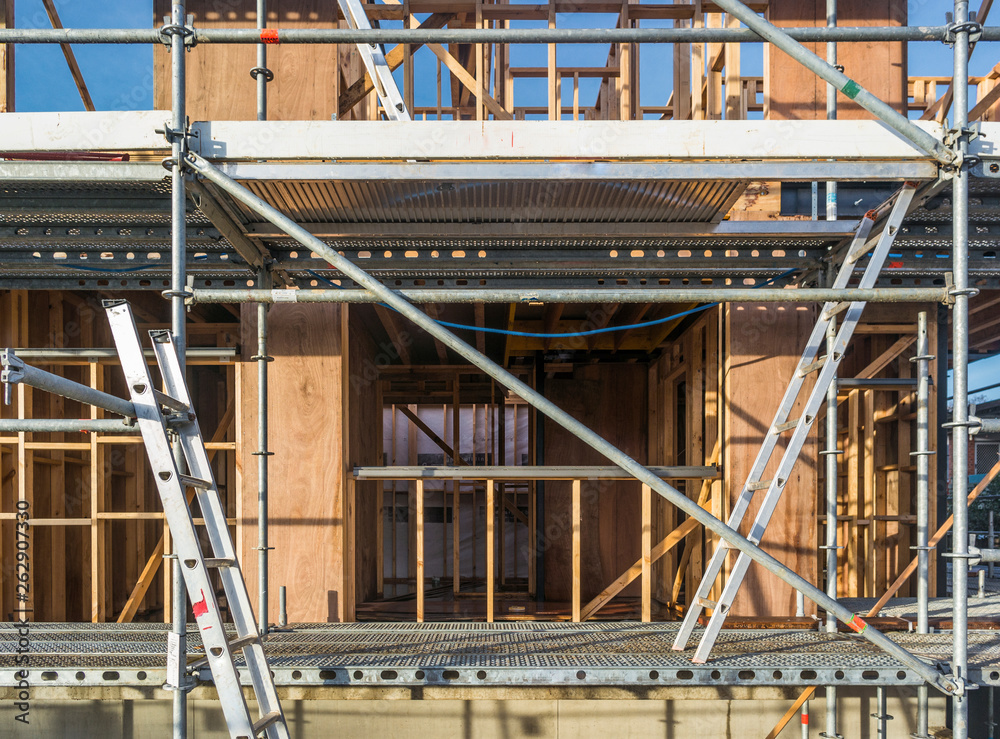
[[256, 0, 268, 122], [914, 310, 933, 739], [255, 270, 271, 635], [823, 318, 841, 739], [167, 2, 189, 737], [826, 0, 838, 220], [254, 0, 272, 637], [951, 1, 973, 736]]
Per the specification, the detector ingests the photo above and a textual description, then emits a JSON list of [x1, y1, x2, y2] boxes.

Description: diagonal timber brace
[[181, 150, 960, 698]]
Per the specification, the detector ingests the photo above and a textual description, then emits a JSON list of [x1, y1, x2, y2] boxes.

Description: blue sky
[[11, 1, 1000, 401]]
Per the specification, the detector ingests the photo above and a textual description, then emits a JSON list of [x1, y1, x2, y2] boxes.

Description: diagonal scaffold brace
[[180, 149, 961, 698]]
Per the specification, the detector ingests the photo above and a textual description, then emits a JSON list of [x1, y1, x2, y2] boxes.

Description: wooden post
[[572, 478, 581, 622], [476, 0, 484, 120], [846, 389, 861, 597], [641, 483, 651, 622], [863, 389, 875, 597], [619, 0, 631, 121], [547, 1, 557, 120], [89, 361, 106, 622], [724, 12, 741, 119], [0, 0, 13, 112], [486, 478, 494, 622], [692, 0, 705, 120], [16, 380, 33, 619], [416, 478, 424, 622], [48, 296, 66, 622], [376, 384, 384, 599]]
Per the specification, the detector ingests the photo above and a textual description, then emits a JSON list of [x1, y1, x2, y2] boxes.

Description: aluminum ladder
[[337, 0, 410, 121], [672, 182, 917, 664], [104, 299, 289, 739]]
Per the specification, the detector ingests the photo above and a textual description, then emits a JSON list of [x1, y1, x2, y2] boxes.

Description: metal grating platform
[[2, 622, 997, 690]]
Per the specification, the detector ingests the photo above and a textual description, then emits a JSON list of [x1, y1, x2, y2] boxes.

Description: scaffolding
[[0, 1, 999, 738]]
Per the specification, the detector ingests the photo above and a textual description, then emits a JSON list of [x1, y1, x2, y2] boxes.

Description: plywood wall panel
[[154, 1, 341, 121], [239, 303, 346, 623], [766, 0, 907, 120], [725, 303, 818, 616]]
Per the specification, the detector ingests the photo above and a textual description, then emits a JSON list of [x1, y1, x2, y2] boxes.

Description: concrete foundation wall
[[0, 690, 949, 739]]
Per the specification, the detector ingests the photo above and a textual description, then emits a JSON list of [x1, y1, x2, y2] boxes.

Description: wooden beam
[[0, 0, 12, 112], [473, 303, 487, 356], [416, 478, 424, 622], [970, 79, 1000, 122], [486, 478, 494, 622], [41, 0, 95, 111], [572, 478, 581, 621], [543, 303, 564, 353], [856, 335, 915, 380], [427, 42, 514, 120], [422, 305, 451, 364], [374, 305, 413, 365], [641, 483, 651, 622]]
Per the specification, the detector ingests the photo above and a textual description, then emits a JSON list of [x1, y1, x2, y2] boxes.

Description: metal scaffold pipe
[[188, 287, 951, 305], [183, 149, 959, 697], [826, 0, 838, 221], [914, 310, 933, 739], [951, 0, 973, 735], [167, 3, 190, 737], [823, 318, 840, 739], [0, 25, 993, 44], [0, 418, 137, 433]]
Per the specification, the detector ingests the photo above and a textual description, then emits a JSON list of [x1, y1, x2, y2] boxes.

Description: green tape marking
[[842, 79, 862, 100]]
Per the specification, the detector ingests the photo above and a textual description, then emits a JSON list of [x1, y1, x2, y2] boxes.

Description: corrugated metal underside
[[237, 179, 746, 224]]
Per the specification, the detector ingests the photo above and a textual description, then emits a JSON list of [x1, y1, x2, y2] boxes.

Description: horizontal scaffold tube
[[184, 150, 958, 697], [0, 418, 137, 433], [0, 25, 995, 45], [189, 287, 951, 305]]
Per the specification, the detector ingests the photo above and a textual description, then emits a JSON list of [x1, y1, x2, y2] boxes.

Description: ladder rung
[[229, 633, 260, 652], [774, 418, 799, 433], [798, 356, 827, 376], [696, 596, 717, 609], [822, 301, 851, 321], [252, 711, 282, 735], [152, 389, 189, 413], [747, 479, 772, 491], [203, 557, 236, 569], [178, 474, 213, 490], [775, 415, 812, 433]]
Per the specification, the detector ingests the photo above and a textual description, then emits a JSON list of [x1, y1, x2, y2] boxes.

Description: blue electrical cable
[[58, 254, 209, 275], [306, 267, 800, 339]]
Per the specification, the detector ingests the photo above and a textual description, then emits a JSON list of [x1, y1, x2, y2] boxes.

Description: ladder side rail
[[337, 0, 411, 121], [148, 329, 289, 739]]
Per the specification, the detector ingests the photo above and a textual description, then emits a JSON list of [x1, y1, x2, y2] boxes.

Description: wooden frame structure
[[0, 291, 238, 624]]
